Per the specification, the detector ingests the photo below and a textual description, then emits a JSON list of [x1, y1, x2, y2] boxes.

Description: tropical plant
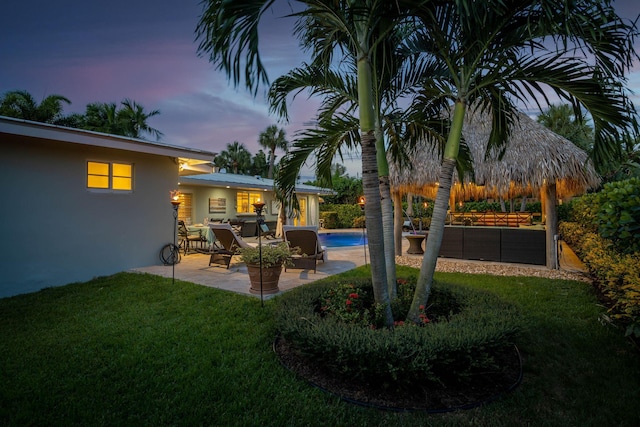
[[117, 98, 163, 140], [266, 2, 452, 304], [0, 90, 71, 124], [83, 102, 121, 134], [82, 100, 163, 140], [258, 125, 288, 178], [537, 104, 594, 152], [196, 0, 426, 326], [214, 141, 252, 174], [238, 242, 295, 267], [250, 149, 269, 177], [403, 0, 638, 323]]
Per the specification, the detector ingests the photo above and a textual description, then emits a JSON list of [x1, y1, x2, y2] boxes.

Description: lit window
[[87, 161, 133, 191], [236, 192, 262, 213]]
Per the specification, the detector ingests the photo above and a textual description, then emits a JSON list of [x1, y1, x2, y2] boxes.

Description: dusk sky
[[2, 1, 639, 177]]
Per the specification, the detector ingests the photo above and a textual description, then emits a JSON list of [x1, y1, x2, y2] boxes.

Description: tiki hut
[[389, 109, 601, 268]]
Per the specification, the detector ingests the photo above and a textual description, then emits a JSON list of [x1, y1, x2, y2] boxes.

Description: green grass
[[1, 267, 638, 426]]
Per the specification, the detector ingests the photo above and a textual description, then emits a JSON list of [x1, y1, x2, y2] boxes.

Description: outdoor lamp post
[[170, 190, 181, 285], [357, 196, 367, 265], [252, 200, 266, 307]]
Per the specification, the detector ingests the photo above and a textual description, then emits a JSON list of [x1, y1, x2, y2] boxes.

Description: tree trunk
[[520, 196, 527, 212], [356, 44, 392, 327], [379, 175, 397, 300], [408, 101, 466, 323], [406, 193, 414, 216], [499, 198, 506, 212], [408, 158, 456, 322]]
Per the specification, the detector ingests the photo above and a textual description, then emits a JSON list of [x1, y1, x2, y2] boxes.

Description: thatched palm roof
[[390, 109, 601, 200]]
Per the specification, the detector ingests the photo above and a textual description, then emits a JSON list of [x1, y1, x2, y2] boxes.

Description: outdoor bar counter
[[436, 226, 546, 265]]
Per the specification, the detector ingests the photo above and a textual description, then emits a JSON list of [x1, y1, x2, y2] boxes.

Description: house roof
[[0, 115, 214, 164], [178, 172, 335, 195]]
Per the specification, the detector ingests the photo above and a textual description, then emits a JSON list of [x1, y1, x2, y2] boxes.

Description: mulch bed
[[274, 337, 523, 413]]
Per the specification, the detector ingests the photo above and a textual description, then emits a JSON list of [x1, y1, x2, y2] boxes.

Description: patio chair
[[282, 225, 327, 273], [259, 220, 277, 239], [208, 223, 253, 269], [178, 220, 207, 255]]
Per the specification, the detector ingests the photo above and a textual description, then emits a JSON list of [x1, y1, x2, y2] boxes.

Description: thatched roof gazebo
[[389, 109, 601, 268]]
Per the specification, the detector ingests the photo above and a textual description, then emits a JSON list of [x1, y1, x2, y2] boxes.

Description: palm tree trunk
[[357, 49, 393, 327], [375, 126, 397, 300], [408, 101, 466, 323], [379, 174, 397, 300]]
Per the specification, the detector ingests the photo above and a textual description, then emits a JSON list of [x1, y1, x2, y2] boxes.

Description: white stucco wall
[[0, 135, 179, 297]]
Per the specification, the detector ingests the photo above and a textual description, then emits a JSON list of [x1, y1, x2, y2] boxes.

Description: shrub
[[352, 215, 365, 228], [597, 178, 640, 254], [567, 178, 640, 253], [275, 277, 521, 388], [319, 211, 339, 229], [238, 242, 296, 268], [560, 221, 640, 337], [320, 204, 362, 228]]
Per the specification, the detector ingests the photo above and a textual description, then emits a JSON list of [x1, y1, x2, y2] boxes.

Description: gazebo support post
[[544, 183, 559, 269], [393, 192, 403, 256]]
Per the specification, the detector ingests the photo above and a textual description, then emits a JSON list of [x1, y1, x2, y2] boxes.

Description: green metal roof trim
[[179, 172, 335, 195]]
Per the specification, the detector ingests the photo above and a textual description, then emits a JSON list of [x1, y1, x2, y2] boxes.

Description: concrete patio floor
[[130, 231, 587, 299]]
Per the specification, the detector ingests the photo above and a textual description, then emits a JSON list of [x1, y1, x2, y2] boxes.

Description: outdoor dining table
[[188, 224, 215, 246]]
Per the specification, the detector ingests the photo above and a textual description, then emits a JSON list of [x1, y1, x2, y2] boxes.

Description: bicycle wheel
[[160, 243, 181, 265]]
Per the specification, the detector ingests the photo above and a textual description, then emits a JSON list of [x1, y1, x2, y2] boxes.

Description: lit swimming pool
[[318, 231, 368, 248]]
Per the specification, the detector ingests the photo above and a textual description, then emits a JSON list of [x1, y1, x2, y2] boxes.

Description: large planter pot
[[247, 263, 283, 295]]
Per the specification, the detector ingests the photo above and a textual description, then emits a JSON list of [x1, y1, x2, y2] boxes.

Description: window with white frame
[[236, 191, 262, 213]]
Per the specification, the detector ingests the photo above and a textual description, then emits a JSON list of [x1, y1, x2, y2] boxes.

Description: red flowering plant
[[318, 282, 373, 326], [317, 277, 439, 328]]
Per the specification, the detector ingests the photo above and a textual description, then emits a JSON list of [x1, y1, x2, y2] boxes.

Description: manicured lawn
[[1, 267, 638, 426]]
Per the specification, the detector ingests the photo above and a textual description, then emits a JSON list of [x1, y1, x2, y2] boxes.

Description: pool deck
[[131, 234, 369, 299], [130, 229, 587, 299]]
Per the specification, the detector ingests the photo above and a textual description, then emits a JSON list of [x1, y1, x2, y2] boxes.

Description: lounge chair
[[282, 225, 327, 273], [208, 223, 252, 269]]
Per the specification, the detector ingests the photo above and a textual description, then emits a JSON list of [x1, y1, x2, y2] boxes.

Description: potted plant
[[239, 242, 296, 294]]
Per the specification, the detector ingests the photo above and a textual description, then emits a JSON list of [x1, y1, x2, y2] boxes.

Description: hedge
[[560, 221, 640, 337], [275, 277, 521, 388]]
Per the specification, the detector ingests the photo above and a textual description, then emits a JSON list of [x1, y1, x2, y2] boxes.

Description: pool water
[[318, 231, 368, 247]]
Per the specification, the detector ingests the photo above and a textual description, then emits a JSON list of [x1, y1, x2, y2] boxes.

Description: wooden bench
[[448, 212, 533, 227]]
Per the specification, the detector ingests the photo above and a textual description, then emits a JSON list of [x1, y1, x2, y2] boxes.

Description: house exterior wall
[[178, 184, 321, 226], [0, 135, 179, 297]]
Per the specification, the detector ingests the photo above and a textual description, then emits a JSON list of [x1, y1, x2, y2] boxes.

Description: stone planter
[[247, 263, 283, 295]]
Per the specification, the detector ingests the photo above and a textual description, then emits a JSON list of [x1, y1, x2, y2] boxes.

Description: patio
[[131, 231, 589, 297]]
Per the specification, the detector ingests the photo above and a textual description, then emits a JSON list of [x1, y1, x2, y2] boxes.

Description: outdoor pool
[[318, 231, 367, 248]]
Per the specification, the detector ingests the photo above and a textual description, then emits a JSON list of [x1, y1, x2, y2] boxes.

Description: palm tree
[[404, 0, 638, 322], [250, 149, 269, 177], [258, 125, 288, 178], [117, 99, 163, 140], [81, 100, 163, 140], [0, 90, 71, 124], [83, 102, 121, 134], [537, 104, 593, 152], [197, 0, 429, 325], [266, 6, 448, 302], [215, 141, 252, 174]]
